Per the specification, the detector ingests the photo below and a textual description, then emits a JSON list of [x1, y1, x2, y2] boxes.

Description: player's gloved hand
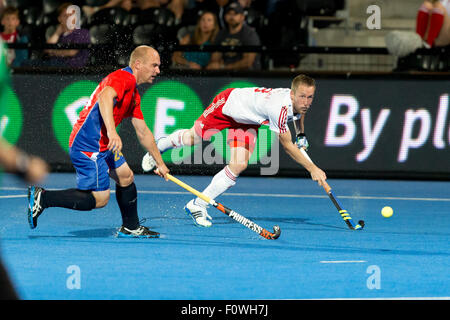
[[296, 133, 309, 151]]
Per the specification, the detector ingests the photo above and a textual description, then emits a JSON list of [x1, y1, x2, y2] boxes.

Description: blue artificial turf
[[0, 173, 449, 299]]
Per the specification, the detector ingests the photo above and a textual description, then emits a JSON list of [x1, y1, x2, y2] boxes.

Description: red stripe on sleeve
[[278, 106, 288, 133]]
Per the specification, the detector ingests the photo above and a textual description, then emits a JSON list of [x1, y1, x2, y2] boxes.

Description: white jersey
[[222, 87, 298, 134]]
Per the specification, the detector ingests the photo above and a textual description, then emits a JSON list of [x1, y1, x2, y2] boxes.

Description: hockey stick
[[166, 173, 281, 240], [300, 148, 365, 230]]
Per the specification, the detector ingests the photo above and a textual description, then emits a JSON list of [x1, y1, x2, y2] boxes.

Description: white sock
[[195, 166, 237, 207], [157, 129, 187, 153]]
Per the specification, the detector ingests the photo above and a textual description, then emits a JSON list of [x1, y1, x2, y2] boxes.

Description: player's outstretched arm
[[278, 130, 326, 186], [131, 118, 169, 180]]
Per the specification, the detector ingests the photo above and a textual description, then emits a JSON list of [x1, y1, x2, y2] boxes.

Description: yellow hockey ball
[[381, 206, 393, 218]]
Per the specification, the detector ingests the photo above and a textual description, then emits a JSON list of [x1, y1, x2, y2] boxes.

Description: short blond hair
[[129, 45, 156, 66], [291, 74, 315, 93]]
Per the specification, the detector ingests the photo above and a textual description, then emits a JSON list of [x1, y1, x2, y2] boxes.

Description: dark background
[[10, 71, 450, 180]]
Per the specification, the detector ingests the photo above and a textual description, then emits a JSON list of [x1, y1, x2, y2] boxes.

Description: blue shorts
[[69, 148, 127, 191]]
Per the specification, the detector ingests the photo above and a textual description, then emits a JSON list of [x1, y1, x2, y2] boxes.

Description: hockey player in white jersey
[[142, 74, 327, 227]]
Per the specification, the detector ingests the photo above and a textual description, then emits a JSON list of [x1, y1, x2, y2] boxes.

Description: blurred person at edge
[[0, 38, 48, 300]]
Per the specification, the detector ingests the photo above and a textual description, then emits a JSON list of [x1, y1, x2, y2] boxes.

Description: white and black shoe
[[184, 199, 212, 227], [141, 152, 157, 172], [116, 225, 160, 238], [142, 138, 164, 172], [27, 186, 44, 229]]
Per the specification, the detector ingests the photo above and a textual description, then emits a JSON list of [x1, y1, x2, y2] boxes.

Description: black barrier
[[6, 42, 450, 55], [3, 71, 450, 180], [7, 42, 450, 72]]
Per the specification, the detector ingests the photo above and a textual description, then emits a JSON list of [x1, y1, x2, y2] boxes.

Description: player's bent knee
[[92, 190, 110, 208], [95, 199, 109, 208], [123, 171, 134, 186], [116, 169, 134, 187]]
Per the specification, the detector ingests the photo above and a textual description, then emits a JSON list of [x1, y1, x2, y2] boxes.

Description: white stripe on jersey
[[203, 97, 226, 118]]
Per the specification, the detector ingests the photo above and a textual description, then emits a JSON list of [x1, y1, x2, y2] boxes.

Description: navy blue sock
[[41, 189, 96, 211], [115, 183, 139, 230]]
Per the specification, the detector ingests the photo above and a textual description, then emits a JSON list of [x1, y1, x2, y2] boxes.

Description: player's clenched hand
[[310, 166, 327, 187], [295, 133, 309, 151], [107, 131, 122, 153], [154, 164, 170, 181]]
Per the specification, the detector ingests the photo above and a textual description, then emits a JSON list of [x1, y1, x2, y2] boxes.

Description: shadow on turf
[[28, 228, 118, 239], [26, 216, 345, 240]]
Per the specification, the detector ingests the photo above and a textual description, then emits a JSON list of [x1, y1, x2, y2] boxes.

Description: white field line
[[316, 297, 450, 300], [1, 188, 449, 202], [320, 260, 367, 263]]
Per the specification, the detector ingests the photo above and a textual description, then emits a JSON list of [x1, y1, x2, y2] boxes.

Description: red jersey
[[69, 67, 144, 152]]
